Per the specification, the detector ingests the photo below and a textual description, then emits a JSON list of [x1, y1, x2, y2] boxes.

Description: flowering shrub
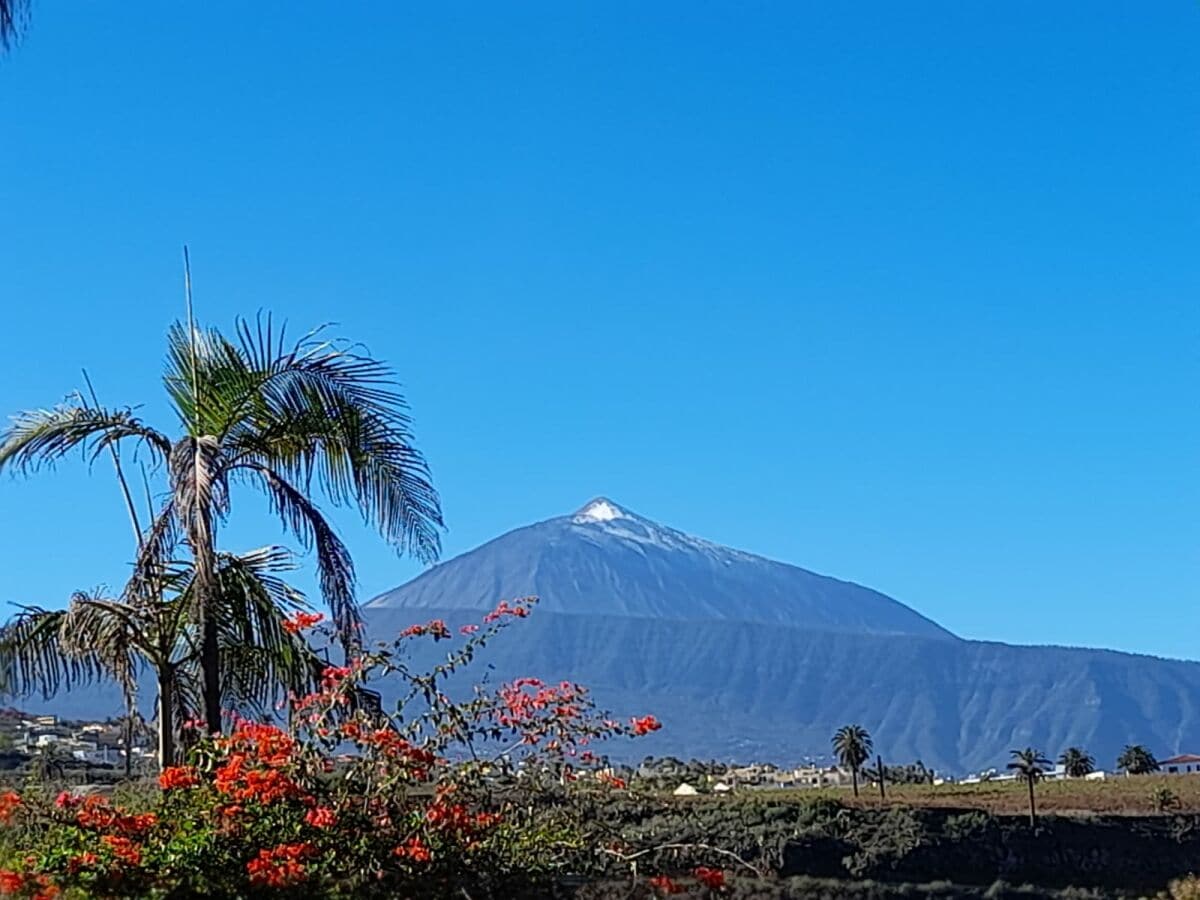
[[0, 598, 729, 898]]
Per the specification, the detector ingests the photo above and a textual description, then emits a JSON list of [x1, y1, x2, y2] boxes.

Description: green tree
[[1117, 744, 1159, 776], [832, 724, 873, 798], [0, 546, 326, 767], [1007, 747, 1050, 827], [1058, 746, 1095, 778], [0, 314, 442, 734]]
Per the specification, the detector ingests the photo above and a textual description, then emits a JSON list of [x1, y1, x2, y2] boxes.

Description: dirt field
[[759, 774, 1200, 816]]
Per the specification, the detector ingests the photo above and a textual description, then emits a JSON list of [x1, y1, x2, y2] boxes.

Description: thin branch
[[81, 371, 143, 548], [599, 843, 766, 878]]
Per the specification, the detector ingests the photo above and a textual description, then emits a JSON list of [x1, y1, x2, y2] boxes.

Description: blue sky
[[0, 2, 1196, 659]]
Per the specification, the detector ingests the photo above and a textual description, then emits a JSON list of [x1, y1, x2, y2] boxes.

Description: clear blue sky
[[0, 2, 1196, 659]]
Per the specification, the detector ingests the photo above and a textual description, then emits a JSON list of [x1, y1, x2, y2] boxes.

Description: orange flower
[[100, 834, 142, 866], [282, 611, 324, 634], [246, 843, 314, 888], [158, 766, 200, 791], [630, 715, 662, 736], [0, 791, 21, 824], [0, 870, 58, 900]]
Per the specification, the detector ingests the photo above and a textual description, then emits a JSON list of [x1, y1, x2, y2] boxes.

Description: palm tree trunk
[[123, 717, 133, 779], [1027, 777, 1036, 827], [851, 766, 859, 798], [201, 613, 221, 734], [157, 665, 175, 769]]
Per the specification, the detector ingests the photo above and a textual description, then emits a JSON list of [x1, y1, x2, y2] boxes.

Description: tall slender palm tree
[[1058, 747, 1095, 779], [1116, 744, 1159, 776], [0, 315, 442, 733], [0, 545, 327, 766], [832, 725, 873, 798], [1007, 747, 1050, 827]]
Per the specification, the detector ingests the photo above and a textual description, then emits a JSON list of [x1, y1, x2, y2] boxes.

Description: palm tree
[[0, 545, 328, 766], [832, 725, 872, 798], [1117, 744, 1159, 776], [116, 711, 151, 778], [0, 0, 28, 50], [1007, 747, 1050, 827], [0, 315, 442, 734], [1058, 747, 1095, 779]]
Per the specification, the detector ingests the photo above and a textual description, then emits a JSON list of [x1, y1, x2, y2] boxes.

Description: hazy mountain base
[[372, 608, 1200, 774]]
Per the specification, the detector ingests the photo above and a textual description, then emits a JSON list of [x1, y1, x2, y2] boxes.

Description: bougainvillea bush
[[0, 599, 733, 899]]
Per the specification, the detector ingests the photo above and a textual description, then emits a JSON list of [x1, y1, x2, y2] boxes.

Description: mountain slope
[[365, 498, 1200, 774], [368, 498, 955, 640], [370, 608, 1200, 774]]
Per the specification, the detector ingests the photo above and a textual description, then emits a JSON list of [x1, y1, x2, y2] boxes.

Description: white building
[[1159, 754, 1200, 775]]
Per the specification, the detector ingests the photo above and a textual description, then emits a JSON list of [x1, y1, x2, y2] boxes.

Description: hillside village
[[0, 708, 154, 775]]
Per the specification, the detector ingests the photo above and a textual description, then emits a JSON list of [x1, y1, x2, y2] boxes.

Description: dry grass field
[[757, 774, 1200, 816]]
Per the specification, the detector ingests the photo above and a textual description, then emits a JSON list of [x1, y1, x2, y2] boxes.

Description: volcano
[[365, 499, 1200, 774]]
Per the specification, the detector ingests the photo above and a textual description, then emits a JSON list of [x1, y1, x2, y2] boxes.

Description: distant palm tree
[[1007, 747, 1051, 827], [1058, 747, 1095, 779], [832, 725, 873, 798], [0, 314, 442, 734], [1117, 744, 1159, 776]]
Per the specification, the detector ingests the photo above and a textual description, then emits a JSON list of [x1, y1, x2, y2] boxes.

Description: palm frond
[[124, 501, 182, 606], [237, 464, 360, 645], [0, 0, 29, 50], [0, 404, 170, 476], [0, 603, 113, 699], [221, 316, 443, 562], [59, 596, 143, 706]]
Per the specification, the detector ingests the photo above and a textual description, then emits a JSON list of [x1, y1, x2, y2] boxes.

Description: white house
[[1159, 754, 1200, 775]]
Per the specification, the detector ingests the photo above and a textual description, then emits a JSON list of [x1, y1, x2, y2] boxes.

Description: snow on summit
[[573, 498, 626, 523]]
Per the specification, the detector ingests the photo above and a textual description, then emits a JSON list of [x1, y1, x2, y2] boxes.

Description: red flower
[[459, 624, 479, 635], [158, 766, 200, 791], [400, 619, 452, 640], [246, 843, 314, 888], [0, 791, 21, 824], [304, 806, 337, 829], [66, 852, 98, 875], [0, 870, 58, 900], [282, 611, 324, 634], [694, 866, 726, 890], [630, 715, 662, 736], [648, 874, 684, 895], [393, 836, 432, 863], [54, 791, 80, 810]]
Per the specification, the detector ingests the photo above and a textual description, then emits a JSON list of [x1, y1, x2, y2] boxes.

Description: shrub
[[1153, 787, 1182, 814], [0, 600, 692, 899]]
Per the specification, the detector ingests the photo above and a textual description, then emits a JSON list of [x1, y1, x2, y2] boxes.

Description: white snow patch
[[574, 499, 626, 522]]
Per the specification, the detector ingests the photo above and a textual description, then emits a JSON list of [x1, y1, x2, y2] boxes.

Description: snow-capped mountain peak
[[367, 497, 955, 641], [573, 497, 627, 523]]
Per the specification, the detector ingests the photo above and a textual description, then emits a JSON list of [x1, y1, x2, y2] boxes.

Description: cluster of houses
[[648, 754, 1200, 797], [0, 708, 154, 771], [645, 762, 857, 796]]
